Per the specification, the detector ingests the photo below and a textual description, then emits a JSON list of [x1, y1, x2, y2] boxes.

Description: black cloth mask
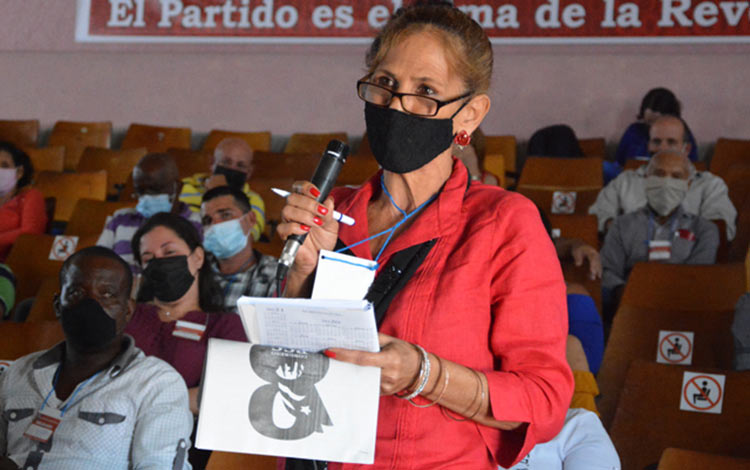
[[213, 165, 247, 190], [141, 255, 195, 303], [364, 102, 456, 174], [60, 297, 117, 353]]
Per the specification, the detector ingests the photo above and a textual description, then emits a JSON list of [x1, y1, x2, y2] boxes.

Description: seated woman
[[453, 127, 500, 185], [125, 212, 247, 414], [615, 87, 698, 165], [0, 141, 47, 261]]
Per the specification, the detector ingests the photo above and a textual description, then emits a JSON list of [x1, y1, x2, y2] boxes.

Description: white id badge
[[24, 407, 62, 443], [312, 250, 377, 300], [173, 320, 207, 341], [649, 240, 672, 261]]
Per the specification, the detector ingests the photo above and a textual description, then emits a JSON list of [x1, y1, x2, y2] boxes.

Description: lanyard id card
[[24, 407, 62, 443], [173, 319, 207, 341], [649, 240, 672, 260], [312, 250, 378, 300]]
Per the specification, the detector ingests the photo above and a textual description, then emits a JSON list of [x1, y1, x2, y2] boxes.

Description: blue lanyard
[[41, 366, 102, 417], [647, 211, 680, 245], [335, 174, 438, 266]]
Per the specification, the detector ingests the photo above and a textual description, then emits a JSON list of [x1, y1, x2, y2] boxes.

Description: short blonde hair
[[365, 2, 493, 95]]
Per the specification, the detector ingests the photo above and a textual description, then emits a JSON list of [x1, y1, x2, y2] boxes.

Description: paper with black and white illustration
[[196, 339, 380, 464]]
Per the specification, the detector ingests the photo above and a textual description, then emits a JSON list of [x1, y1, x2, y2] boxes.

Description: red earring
[[454, 130, 471, 149]]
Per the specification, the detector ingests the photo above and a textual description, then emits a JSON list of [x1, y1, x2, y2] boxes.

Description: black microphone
[[276, 139, 349, 290]]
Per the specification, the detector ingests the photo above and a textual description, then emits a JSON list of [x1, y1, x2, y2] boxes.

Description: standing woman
[[278, 2, 573, 469]]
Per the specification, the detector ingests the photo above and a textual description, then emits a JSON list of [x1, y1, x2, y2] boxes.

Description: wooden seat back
[[610, 361, 750, 470], [658, 448, 750, 470], [711, 137, 750, 181], [77, 147, 147, 197], [620, 262, 745, 312], [0, 321, 64, 360], [48, 120, 112, 170], [26, 277, 59, 322], [598, 304, 735, 428], [65, 199, 136, 238], [578, 137, 606, 158], [205, 452, 276, 470], [202, 130, 272, 152], [284, 132, 347, 154], [121, 123, 191, 153], [167, 148, 212, 179], [484, 135, 517, 174], [0, 119, 39, 148], [34, 170, 108, 221], [24, 146, 65, 172]]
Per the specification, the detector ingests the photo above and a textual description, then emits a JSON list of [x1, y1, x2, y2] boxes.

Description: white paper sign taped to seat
[[312, 249, 377, 301]]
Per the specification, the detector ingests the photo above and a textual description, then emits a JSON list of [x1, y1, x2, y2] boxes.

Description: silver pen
[[271, 188, 356, 226]]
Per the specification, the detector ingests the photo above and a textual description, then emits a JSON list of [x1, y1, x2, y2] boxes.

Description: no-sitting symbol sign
[[656, 330, 694, 365], [679, 371, 725, 414]]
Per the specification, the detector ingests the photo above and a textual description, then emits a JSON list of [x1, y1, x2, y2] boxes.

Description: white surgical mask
[[0, 168, 17, 196], [645, 175, 688, 216], [203, 218, 248, 259]]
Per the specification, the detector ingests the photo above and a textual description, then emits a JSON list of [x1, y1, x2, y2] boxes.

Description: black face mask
[[60, 297, 118, 353], [364, 102, 456, 174], [214, 165, 247, 191], [141, 255, 195, 303]]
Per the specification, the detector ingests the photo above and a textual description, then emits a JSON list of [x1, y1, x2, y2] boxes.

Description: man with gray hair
[[590, 116, 736, 240], [600, 150, 720, 318], [180, 137, 265, 241]]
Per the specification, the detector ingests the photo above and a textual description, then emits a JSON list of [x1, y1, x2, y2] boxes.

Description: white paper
[[237, 297, 379, 353], [312, 250, 377, 301], [196, 339, 380, 464], [679, 371, 725, 414]]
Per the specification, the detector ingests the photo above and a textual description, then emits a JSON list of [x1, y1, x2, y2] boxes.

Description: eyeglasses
[[356, 80, 472, 117]]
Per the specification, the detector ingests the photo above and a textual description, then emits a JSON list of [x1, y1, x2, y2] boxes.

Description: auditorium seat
[[728, 194, 750, 262], [578, 137, 606, 158], [48, 120, 112, 170], [548, 214, 599, 249], [34, 170, 108, 222], [334, 155, 380, 187], [76, 147, 147, 198], [284, 132, 348, 154], [252, 151, 319, 181], [202, 130, 272, 152], [356, 132, 374, 157], [483, 152, 506, 188], [121, 123, 191, 153], [597, 303, 736, 428], [712, 219, 729, 263], [0, 321, 64, 360], [517, 157, 602, 217], [166, 147, 212, 179], [24, 146, 65, 172], [619, 262, 745, 312], [710, 137, 750, 181], [25, 277, 59, 322], [205, 452, 276, 470], [484, 134, 517, 176], [65, 199, 135, 239], [248, 176, 296, 237], [5, 234, 95, 302], [657, 448, 750, 470], [609, 361, 750, 470], [0, 119, 39, 148]]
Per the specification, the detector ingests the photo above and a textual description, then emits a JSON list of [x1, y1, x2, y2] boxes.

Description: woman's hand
[[277, 181, 339, 279], [325, 333, 421, 395]]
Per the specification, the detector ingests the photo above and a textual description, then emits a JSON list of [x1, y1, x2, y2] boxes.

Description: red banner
[[76, 0, 750, 44]]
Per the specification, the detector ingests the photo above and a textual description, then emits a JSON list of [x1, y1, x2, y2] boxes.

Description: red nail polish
[[318, 205, 328, 215], [313, 216, 323, 226], [300, 224, 310, 231], [310, 187, 321, 198], [323, 350, 336, 359]]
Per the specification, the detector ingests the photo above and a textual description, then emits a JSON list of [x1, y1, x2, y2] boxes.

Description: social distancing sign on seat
[[656, 330, 694, 365], [679, 371, 725, 414], [48, 235, 79, 261]]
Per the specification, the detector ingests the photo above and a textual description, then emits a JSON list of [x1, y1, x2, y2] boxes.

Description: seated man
[[732, 293, 750, 371], [590, 116, 736, 240], [201, 186, 278, 312], [601, 150, 720, 316], [0, 246, 193, 470], [97, 153, 202, 273], [181, 138, 265, 241]]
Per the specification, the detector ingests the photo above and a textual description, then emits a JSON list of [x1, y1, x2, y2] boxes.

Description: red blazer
[[328, 160, 573, 470], [0, 188, 47, 261]]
